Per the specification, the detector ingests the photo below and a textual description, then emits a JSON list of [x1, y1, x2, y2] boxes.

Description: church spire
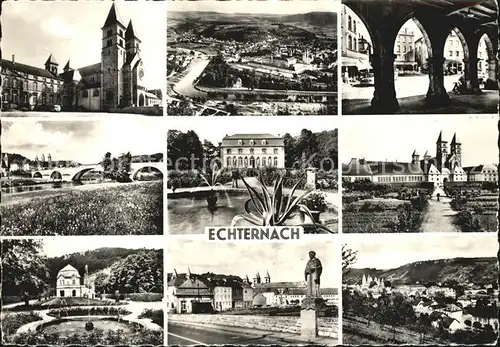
[[125, 20, 136, 40], [102, 3, 124, 28]]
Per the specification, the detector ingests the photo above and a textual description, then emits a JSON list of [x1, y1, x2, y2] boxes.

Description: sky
[[168, 236, 341, 287], [341, 115, 498, 167], [2, 1, 166, 93], [39, 236, 164, 258], [168, 116, 338, 144], [169, 0, 339, 14], [2, 119, 164, 164], [344, 233, 497, 270]]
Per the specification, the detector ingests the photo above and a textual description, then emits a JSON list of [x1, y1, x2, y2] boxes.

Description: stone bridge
[[32, 162, 164, 182]]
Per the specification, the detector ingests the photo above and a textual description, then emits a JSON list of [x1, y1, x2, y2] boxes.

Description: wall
[[109, 106, 162, 115], [168, 314, 338, 338]]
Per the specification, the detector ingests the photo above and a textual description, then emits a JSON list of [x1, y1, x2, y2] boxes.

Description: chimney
[[11, 54, 15, 64]]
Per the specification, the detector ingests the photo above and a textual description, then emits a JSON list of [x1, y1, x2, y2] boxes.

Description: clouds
[[344, 233, 497, 270], [168, 236, 340, 287], [2, 119, 164, 164], [41, 17, 76, 39]]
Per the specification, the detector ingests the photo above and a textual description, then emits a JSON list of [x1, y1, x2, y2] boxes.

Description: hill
[[279, 12, 337, 28], [1, 153, 31, 166], [344, 257, 497, 286]]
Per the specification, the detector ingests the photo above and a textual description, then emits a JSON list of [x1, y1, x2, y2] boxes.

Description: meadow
[[1, 182, 163, 236]]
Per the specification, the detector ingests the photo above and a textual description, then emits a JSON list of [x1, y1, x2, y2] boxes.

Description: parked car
[[359, 71, 375, 86], [52, 105, 61, 112]]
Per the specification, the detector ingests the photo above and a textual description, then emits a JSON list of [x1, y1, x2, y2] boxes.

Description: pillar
[[463, 56, 481, 94], [484, 57, 498, 90], [370, 50, 399, 113], [426, 54, 450, 106]]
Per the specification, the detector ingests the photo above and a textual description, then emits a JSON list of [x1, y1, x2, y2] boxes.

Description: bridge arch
[[50, 171, 62, 180], [33, 172, 43, 179], [71, 167, 97, 181]]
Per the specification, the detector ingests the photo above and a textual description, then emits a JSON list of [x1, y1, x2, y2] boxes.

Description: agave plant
[[231, 173, 317, 227]]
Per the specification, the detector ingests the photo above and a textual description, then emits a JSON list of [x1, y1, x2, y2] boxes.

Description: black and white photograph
[[1, 1, 165, 117], [167, 0, 338, 116], [167, 238, 339, 345], [1, 236, 164, 346], [342, 233, 498, 345], [1, 119, 164, 236], [167, 117, 339, 235], [341, 0, 498, 114], [342, 116, 498, 233]]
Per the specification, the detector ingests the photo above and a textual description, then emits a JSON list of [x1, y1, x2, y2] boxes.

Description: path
[[13, 300, 163, 335], [421, 188, 459, 233]]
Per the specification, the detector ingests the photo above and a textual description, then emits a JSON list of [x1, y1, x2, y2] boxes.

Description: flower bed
[[47, 307, 131, 317], [138, 309, 164, 327], [1, 312, 42, 336]]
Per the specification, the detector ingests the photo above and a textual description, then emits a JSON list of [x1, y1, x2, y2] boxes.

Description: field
[[343, 199, 411, 233], [1, 182, 163, 236], [450, 192, 497, 232]]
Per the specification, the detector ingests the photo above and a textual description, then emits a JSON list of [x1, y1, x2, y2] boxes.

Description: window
[[274, 157, 278, 167], [33, 82, 38, 91], [107, 29, 112, 37], [249, 139, 255, 145], [456, 51, 459, 57], [273, 149, 278, 154], [226, 149, 231, 154], [261, 139, 267, 145], [348, 36, 352, 50], [262, 157, 267, 166], [403, 46, 406, 53], [119, 39, 124, 47], [238, 157, 243, 166], [238, 140, 243, 145], [83, 90, 89, 98], [72, 279, 76, 285], [397, 45, 400, 53], [353, 21, 357, 33], [93, 89, 100, 97], [12, 79, 17, 88], [119, 29, 123, 37], [449, 50, 453, 57], [107, 39, 112, 47], [4, 78, 9, 88], [348, 16, 352, 31], [250, 148, 254, 154], [226, 157, 231, 167], [232, 157, 237, 166], [262, 148, 267, 154], [238, 148, 243, 154], [126, 42, 130, 49]]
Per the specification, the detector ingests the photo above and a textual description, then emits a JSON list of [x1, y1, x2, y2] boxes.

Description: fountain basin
[[37, 316, 144, 338]]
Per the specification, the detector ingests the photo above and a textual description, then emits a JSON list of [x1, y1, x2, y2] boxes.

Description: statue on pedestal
[[304, 250, 322, 298]]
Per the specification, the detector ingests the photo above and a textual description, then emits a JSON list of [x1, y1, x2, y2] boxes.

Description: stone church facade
[[56, 264, 95, 299], [0, 3, 161, 112]]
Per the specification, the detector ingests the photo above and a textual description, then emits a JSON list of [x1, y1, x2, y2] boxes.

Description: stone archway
[[138, 93, 145, 107], [478, 32, 498, 90], [33, 172, 42, 179], [50, 171, 62, 180]]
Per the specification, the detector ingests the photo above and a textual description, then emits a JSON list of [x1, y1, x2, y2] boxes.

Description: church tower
[[253, 272, 261, 285], [436, 131, 448, 172], [450, 133, 462, 168], [264, 270, 271, 284], [411, 150, 420, 164], [123, 19, 144, 106], [45, 54, 59, 75], [101, 3, 126, 110]]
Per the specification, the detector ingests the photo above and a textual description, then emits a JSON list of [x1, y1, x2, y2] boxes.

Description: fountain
[[84, 265, 94, 331]]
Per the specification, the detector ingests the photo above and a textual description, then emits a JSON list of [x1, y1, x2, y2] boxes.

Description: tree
[[342, 244, 358, 275], [2, 240, 49, 306], [102, 152, 113, 176]]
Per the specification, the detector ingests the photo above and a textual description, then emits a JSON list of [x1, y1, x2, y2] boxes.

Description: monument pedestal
[[300, 296, 326, 338]]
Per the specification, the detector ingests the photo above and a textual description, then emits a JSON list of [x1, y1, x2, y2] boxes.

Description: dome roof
[[252, 293, 267, 307], [57, 264, 81, 277]]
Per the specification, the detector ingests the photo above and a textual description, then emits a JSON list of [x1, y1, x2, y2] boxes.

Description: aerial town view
[[1, 119, 164, 236], [341, 0, 498, 114], [342, 233, 498, 345], [167, 238, 339, 345], [1, 237, 164, 345], [342, 116, 498, 233], [1, 1, 165, 116], [167, 117, 339, 234], [167, 0, 338, 116]]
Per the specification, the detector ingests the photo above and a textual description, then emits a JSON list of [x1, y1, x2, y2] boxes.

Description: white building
[[213, 286, 232, 311], [56, 264, 95, 298], [220, 133, 286, 169]]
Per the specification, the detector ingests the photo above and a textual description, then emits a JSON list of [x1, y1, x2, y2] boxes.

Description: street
[[342, 74, 458, 100], [168, 322, 305, 345]]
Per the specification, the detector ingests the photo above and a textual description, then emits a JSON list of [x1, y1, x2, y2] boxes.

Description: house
[[56, 264, 95, 298]]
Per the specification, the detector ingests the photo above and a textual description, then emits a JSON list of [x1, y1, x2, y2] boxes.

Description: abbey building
[[0, 4, 161, 111], [343, 131, 498, 186]]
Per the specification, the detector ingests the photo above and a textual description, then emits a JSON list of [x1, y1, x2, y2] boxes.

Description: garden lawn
[[1, 182, 162, 236]]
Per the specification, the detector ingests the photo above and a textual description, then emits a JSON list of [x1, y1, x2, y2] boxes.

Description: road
[[172, 58, 210, 98], [168, 322, 305, 345], [343, 74, 458, 100]]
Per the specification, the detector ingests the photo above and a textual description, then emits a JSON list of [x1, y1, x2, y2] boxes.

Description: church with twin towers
[[0, 3, 161, 111]]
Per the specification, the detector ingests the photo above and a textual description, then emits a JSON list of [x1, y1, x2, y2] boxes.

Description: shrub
[[456, 209, 483, 232], [2, 312, 42, 336], [126, 293, 163, 302], [47, 307, 131, 317], [302, 191, 330, 212], [138, 309, 164, 327]]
